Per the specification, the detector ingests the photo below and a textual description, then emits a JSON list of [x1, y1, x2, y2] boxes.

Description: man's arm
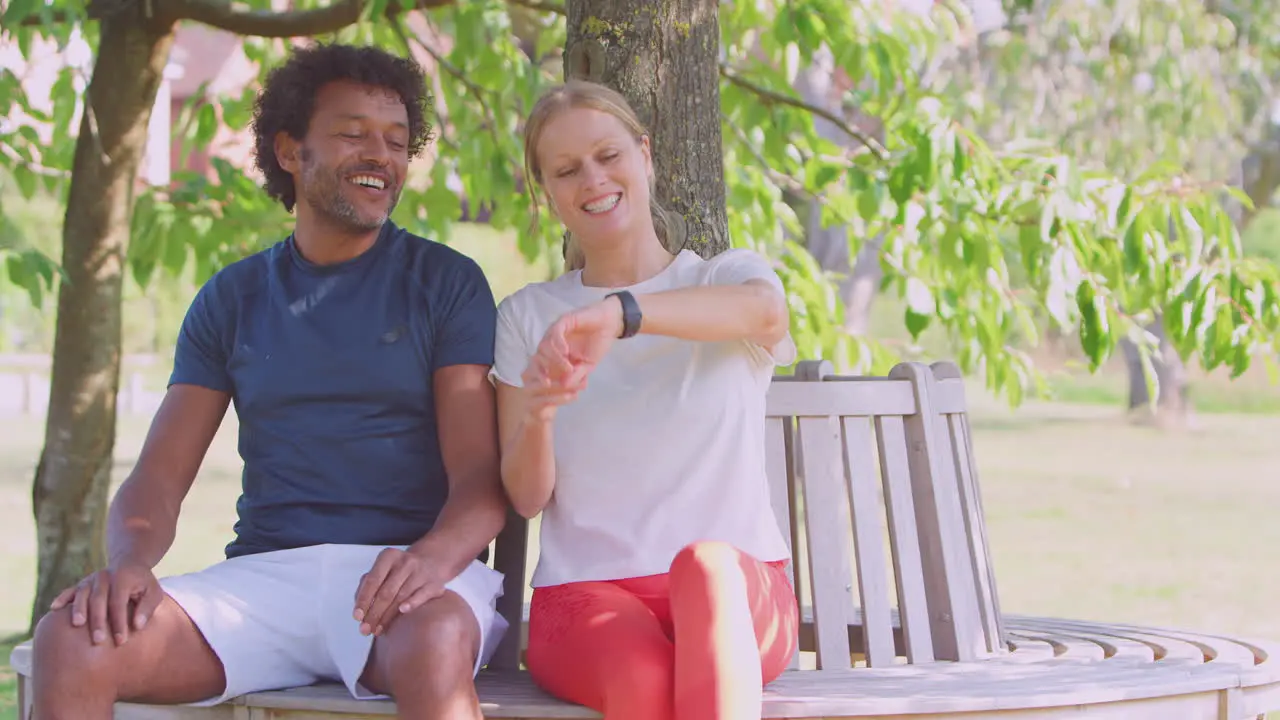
[[352, 363, 508, 636], [352, 256, 508, 636], [51, 267, 235, 646], [50, 383, 230, 646], [106, 385, 231, 569], [408, 363, 507, 578]]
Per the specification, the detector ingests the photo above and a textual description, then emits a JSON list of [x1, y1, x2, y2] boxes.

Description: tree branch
[[162, 0, 452, 38], [17, 8, 77, 25], [719, 64, 888, 160], [411, 32, 497, 127], [720, 112, 858, 229], [0, 143, 70, 179], [505, 0, 563, 14], [403, 23, 522, 169]]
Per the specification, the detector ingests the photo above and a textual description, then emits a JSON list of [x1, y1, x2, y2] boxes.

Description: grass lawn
[[0, 636, 14, 720]]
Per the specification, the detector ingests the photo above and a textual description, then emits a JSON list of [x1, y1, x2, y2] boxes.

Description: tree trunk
[[1241, 121, 1280, 227], [801, 200, 883, 336], [564, 0, 727, 257], [29, 12, 175, 634], [1119, 316, 1192, 430], [844, 238, 883, 336]]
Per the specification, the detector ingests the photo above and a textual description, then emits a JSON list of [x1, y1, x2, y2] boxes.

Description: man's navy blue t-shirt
[[169, 221, 497, 559]]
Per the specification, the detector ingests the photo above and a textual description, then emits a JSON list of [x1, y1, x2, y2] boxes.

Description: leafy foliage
[[714, 0, 1280, 398], [1, 0, 1278, 405]]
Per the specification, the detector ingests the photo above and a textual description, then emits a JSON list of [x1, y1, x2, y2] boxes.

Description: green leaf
[[196, 103, 220, 145], [1, 0, 39, 26], [1017, 224, 1043, 285], [904, 277, 934, 340], [1076, 279, 1109, 370], [1122, 211, 1146, 275], [1116, 185, 1134, 227], [12, 166, 38, 200]]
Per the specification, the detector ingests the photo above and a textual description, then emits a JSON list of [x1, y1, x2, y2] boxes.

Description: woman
[[490, 80, 800, 720]]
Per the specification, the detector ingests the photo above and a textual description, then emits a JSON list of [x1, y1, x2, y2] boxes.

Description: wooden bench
[[12, 360, 1280, 719]]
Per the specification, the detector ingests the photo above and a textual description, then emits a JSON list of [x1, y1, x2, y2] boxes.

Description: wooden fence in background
[[0, 353, 165, 417]]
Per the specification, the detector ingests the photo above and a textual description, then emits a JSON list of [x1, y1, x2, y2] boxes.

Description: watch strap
[[606, 290, 642, 339]]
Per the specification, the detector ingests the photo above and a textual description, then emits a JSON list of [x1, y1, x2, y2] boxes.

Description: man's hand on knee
[[353, 547, 448, 637], [48, 562, 165, 647]]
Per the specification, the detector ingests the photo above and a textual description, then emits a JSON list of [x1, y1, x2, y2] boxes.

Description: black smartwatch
[[605, 290, 643, 339]]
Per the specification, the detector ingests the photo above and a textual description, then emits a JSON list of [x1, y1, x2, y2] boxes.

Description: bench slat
[[891, 363, 986, 662], [933, 362, 1007, 656], [796, 415, 856, 669], [932, 377, 967, 415], [840, 417, 896, 668], [764, 416, 801, 671], [489, 507, 528, 672], [944, 411, 1004, 655], [767, 380, 915, 418], [875, 414, 935, 664]]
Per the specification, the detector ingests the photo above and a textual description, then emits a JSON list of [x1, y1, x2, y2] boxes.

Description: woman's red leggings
[[525, 541, 800, 720]]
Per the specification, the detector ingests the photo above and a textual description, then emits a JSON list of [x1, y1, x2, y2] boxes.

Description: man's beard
[[299, 148, 400, 232]]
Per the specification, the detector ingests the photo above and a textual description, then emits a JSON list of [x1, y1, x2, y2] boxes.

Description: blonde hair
[[522, 80, 673, 272]]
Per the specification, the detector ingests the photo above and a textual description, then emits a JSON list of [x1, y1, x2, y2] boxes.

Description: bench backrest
[[770, 360, 1006, 669], [487, 360, 1006, 672]]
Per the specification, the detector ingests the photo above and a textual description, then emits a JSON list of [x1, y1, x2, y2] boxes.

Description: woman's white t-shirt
[[490, 248, 795, 588]]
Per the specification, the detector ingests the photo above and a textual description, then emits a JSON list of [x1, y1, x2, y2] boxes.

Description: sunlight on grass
[[0, 635, 18, 720]]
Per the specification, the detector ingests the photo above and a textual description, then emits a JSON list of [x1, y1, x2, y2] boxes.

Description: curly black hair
[[251, 43, 434, 212]]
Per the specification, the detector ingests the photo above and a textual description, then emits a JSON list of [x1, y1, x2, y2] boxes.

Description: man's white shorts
[[158, 543, 509, 706]]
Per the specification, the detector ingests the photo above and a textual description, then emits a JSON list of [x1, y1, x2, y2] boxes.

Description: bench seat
[[13, 613, 1280, 718]]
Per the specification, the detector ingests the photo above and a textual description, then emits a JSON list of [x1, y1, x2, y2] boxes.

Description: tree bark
[[1241, 121, 1280, 227], [564, 0, 727, 257], [28, 12, 175, 634]]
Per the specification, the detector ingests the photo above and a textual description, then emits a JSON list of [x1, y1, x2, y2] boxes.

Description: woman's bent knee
[[671, 541, 739, 575], [670, 541, 747, 591]]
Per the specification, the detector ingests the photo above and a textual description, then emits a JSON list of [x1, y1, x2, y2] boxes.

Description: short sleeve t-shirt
[[170, 221, 497, 559], [491, 248, 795, 587]]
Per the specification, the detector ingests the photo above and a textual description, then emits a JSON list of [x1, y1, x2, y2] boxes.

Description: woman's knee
[[670, 541, 743, 587]]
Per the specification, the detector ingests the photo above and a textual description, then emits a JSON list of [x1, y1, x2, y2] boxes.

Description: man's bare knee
[[31, 597, 226, 709], [364, 591, 481, 695], [33, 608, 116, 682], [416, 594, 480, 653], [30, 607, 122, 719]]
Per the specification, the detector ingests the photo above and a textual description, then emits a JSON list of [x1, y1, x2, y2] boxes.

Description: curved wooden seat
[[11, 361, 1280, 719], [16, 617, 1275, 719]]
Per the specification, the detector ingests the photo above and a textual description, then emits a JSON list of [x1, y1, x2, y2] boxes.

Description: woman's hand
[[522, 297, 624, 417], [520, 360, 586, 422]]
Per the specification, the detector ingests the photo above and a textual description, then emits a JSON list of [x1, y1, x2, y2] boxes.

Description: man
[[30, 43, 509, 720]]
